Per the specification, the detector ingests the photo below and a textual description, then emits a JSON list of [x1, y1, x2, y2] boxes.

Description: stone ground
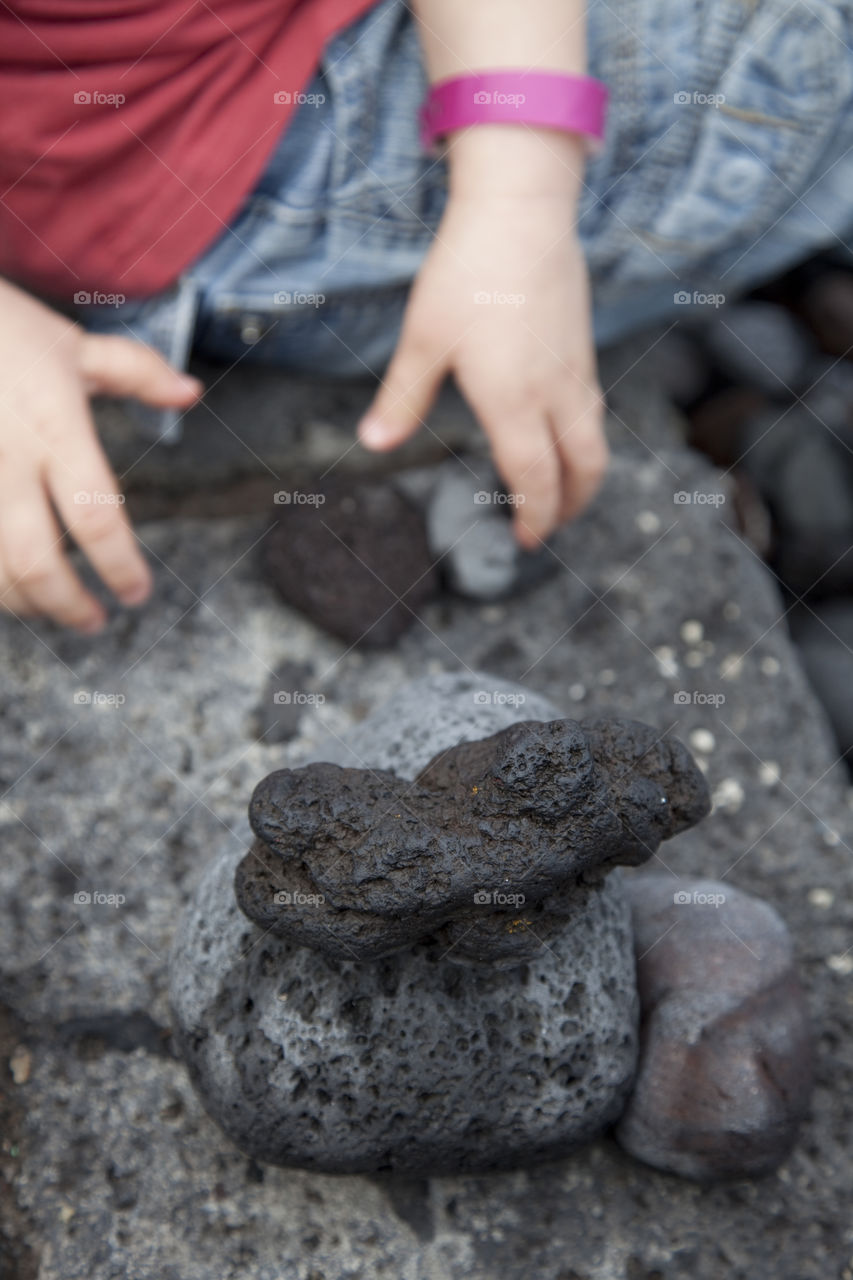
[[1, 336, 852, 1280]]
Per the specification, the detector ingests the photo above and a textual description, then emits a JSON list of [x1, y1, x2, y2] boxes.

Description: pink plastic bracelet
[[419, 71, 608, 151]]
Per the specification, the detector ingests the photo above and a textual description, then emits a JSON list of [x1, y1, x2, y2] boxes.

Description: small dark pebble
[[263, 478, 439, 648]]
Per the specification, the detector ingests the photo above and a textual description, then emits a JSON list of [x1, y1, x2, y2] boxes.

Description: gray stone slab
[[1, 361, 851, 1278]]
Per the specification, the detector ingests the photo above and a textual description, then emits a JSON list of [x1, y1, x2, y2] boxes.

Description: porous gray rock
[[170, 846, 639, 1175], [3, 335, 851, 1279], [616, 874, 814, 1181], [172, 675, 652, 1174]]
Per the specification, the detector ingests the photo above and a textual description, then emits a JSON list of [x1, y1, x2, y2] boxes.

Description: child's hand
[[358, 188, 608, 549], [0, 278, 202, 631]]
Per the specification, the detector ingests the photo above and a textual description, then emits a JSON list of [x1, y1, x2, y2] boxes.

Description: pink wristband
[[419, 71, 608, 152]]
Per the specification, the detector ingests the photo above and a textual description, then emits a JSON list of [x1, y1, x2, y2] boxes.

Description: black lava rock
[[739, 408, 853, 598], [789, 599, 853, 762], [263, 478, 439, 647], [235, 716, 710, 965]]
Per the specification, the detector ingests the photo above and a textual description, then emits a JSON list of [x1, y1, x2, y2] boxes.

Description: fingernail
[[178, 374, 204, 396], [121, 582, 151, 607], [358, 418, 397, 448]]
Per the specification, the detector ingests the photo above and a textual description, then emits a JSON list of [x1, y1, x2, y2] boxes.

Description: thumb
[[357, 333, 446, 452], [79, 334, 203, 407]]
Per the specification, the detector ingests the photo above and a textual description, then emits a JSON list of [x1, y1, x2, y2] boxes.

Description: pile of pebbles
[[656, 252, 853, 770]]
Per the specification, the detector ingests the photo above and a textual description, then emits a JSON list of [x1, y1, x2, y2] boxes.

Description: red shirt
[[0, 0, 377, 301]]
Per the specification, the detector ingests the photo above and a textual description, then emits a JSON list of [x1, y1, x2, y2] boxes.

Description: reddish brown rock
[[263, 477, 439, 648], [616, 874, 814, 1181]]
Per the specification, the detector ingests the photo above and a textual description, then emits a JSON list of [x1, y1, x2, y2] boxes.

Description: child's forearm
[[412, 0, 588, 199]]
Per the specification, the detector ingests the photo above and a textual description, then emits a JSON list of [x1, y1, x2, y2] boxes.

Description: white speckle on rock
[[599, 669, 616, 686], [568, 683, 586, 702], [685, 650, 705, 669], [723, 601, 741, 622], [673, 537, 693, 555], [760, 655, 781, 677], [681, 620, 704, 645], [480, 606, 505, 624], [689, 728, 716, 754], [636, 510, 661, 535], [759, 761, 781, 787], [720, 654, 744, 681], [654, 646, 678, 678], [712, 777, 745, 814], [808, 887, 834, 908], [827, 954, 853, 976], [822, 828, 841, 848]]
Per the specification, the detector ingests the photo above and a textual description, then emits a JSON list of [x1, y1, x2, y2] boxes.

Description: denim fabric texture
[[81, 0, 853, 441]]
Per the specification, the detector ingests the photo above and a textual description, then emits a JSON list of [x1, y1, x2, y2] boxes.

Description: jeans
[[81, 0, 853, 441]]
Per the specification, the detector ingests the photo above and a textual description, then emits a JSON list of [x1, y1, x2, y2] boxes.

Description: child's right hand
[[0, 277, 202, 631]]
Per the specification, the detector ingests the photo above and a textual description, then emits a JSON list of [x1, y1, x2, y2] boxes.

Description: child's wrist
[[445, 125, 585, 201]]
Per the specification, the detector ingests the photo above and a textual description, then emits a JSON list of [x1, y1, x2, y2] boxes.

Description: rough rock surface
[[1, 337, 851, 1278], [234, 689, 709, 964], [616, 874, 814, 1181], [263, 476, 439, 647], [171, 845, 639, 1175]]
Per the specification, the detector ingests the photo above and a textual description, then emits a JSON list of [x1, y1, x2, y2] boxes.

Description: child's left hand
[[357, 188, 608, 548]]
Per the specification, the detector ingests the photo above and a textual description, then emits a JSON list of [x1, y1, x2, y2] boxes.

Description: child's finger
[[476, 404, 561, 548], [357, 331, 446, 451], [554, 394, 609, 523], [0, 578, 34, 618], [0, 471, 106, 631], [46, 436, 152, 609], [79, 333, 203, 407]]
